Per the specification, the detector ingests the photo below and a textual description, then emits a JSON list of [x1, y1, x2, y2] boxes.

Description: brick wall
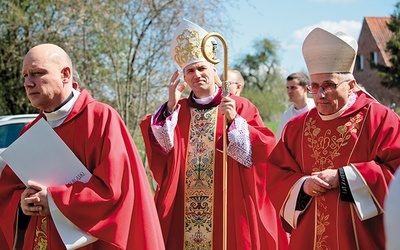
[[354, 19, 400, 107]]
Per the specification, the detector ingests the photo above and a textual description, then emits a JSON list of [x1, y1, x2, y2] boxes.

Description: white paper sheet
[[0, 118, 97, 249], [1, 118, 91, 186]]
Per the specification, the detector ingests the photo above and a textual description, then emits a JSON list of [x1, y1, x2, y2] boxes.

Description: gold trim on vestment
[[184, 107, 218, 249], [33, 217, 48, 250], [304, 112, 364, 250]]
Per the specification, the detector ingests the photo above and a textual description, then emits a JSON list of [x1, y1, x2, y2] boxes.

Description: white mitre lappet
[[302, 27, 358, 75], [170, 18, 216, 69]]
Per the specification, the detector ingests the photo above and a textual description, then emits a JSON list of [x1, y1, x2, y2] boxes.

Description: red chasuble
[[267, 90, 400, 250], [140, 90, 288, 250], [0, 90, 164, 249]]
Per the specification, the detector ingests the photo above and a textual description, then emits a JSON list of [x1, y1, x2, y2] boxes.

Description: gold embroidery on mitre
[[304, 113, 363, 250], [184, 107, 217, 250], [33, 217, 48, 250], [174, 29, 214, 68]]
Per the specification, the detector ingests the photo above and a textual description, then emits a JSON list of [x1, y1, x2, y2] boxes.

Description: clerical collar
[[319, 91, 357, 121], [44, 89, 81, 127], [192, 85, 219, 105], [53, 91, 74, 112], [189, 86, 222, 109]]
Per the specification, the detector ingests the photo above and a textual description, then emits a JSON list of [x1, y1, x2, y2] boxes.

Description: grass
[[265, 121, 279, 134]]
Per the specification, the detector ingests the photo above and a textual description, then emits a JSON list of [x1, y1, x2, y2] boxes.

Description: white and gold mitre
[[170, 18, 215, 69], [302, 27, 358, 75]]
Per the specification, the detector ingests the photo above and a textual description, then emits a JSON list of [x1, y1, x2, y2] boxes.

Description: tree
[[0, 0, 67, 115], [375, 2, 400, 90], [0, 0, 235, 137], [233, 38, 287, 122]]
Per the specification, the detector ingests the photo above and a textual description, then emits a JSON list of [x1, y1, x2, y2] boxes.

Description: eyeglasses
[[310, 79, 351, 94]]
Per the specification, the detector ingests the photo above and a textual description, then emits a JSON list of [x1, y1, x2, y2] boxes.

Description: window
[[371, 51, 378, 65], [357, 55, 364, 70], [0, 123, 26, 148]]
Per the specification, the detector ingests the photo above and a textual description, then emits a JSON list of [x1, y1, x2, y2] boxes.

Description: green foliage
[[375, 2, 400, 90], [0, 0, 237, 138], [0, 0, 63, 115], [265, 121, 279, 134], [234, 38, 288, 121]]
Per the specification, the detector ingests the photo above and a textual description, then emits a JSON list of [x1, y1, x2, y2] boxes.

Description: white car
[[0, 114, 37, 175]]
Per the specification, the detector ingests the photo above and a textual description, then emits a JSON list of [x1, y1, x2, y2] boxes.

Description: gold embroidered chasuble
[[184, 107, 218, 249], [33, 217, 48, 250], [267, 89, 400, 250], [303, 112, 366, 250]]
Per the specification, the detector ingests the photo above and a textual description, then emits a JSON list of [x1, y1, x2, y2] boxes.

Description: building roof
[[364, 17, 392, 65]]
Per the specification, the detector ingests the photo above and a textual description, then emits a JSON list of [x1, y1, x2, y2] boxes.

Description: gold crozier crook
[[201, 32, 229, 250]]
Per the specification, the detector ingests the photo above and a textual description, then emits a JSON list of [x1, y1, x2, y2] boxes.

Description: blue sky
[[224, 0, 398, 75]]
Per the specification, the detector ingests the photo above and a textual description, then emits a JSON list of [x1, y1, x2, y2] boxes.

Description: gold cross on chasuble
[[184, 107, 218, 250]]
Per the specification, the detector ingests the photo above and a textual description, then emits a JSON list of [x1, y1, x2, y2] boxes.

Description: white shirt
[[276, 98, 315, 142]]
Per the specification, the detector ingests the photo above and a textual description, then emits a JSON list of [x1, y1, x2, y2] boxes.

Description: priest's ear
[[348, 78, 357, 93], [61, 67, 72, 85]]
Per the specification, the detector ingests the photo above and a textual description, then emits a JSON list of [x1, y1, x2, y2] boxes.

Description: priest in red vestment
[[140, 19, 288, 250], [267, 27, 400, 250], [0, 44, 164, 249]]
